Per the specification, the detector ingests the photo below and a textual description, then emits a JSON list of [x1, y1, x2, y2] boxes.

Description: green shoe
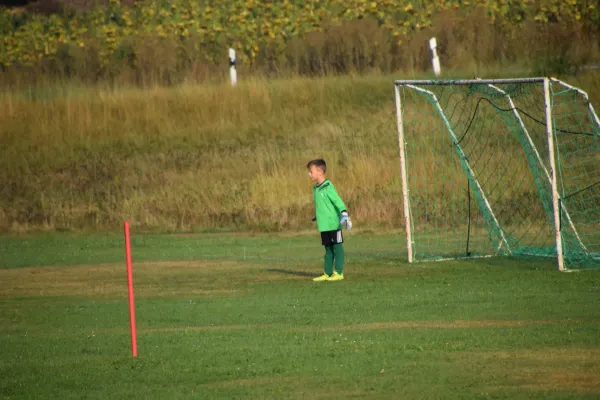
[[313, 273, 331, 282], [328, 271, 344, 281]]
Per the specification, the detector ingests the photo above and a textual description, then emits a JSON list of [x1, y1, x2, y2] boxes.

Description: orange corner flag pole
[[124, 221, 138, 357]]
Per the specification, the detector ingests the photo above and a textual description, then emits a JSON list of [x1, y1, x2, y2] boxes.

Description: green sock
[[324, 245, 334, 275], [333, 243, 344, 274]]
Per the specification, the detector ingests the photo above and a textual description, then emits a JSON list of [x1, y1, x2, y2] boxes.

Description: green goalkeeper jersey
[[313, 179, 347, 232]]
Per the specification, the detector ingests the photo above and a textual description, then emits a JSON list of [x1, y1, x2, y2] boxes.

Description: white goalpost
[[394, 77, 600, 271]]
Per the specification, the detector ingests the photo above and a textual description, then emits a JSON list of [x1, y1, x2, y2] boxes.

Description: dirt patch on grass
[[0, 261, 256, 298], [0, 260, 322, 300], [489, 348, 600, 362], [199, 376, 365, 398], [134, 324, 270, 334], [201, 376, 302, 389], [145, 288, 250, 296], [1, 258, 436, 300], [518, 371, 600, 393], [117, 318, 582, 335], [455, 348, 600, 394], [134, 260, 253, 272], [305, 319, 575, 331]]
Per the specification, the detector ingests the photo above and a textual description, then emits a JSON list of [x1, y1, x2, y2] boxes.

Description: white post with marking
[[229, 48, 237, 86], [429, 38, 441, 77]]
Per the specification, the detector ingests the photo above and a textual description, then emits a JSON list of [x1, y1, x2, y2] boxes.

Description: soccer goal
[[394, 78, 600, 271]]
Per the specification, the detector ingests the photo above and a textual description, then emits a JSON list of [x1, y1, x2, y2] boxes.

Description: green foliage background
[[1, 0, 599, 83]]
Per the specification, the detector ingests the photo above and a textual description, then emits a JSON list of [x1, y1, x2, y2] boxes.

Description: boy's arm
[[325, 184, 347, 214], [327, 184, 352, 230]]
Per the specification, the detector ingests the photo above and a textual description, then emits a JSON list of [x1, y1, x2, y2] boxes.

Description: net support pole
[[394, 84, 414, 263], [543, 79, 565, 271], [124, 221, 138, 357]]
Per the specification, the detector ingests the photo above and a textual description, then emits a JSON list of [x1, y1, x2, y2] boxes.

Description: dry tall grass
[[0, 76, 398, 231]]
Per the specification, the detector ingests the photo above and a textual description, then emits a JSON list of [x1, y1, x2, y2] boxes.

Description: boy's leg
[[323, 245, 334, 276], [333, 243, 344, 275]]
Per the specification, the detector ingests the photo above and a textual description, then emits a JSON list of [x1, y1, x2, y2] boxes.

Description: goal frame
[[393, 77, 598, 271]]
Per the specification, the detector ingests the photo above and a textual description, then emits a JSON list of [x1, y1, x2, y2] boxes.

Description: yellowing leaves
[[0, 0, 597, 69]]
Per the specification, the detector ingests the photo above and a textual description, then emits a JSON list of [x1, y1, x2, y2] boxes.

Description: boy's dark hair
[[307, 159, 327, 173]]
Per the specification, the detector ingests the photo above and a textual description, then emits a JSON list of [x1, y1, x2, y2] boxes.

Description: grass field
[[1, 231, 599, 399]]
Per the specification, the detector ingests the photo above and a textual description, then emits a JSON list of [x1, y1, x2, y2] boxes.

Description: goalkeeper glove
[[340, 212, 352, 230]]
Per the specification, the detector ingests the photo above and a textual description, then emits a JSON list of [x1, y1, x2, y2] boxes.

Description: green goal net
[[394, 78, 600, 270]]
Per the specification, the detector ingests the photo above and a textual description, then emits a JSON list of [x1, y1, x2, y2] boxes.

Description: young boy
[[307, 159, 352, 282]]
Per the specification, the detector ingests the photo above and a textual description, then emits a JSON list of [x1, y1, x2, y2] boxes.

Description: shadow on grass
[[266, 268, 320, 277]]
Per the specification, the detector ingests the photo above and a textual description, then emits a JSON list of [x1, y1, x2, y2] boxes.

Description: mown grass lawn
[[1, 231, 599, 399]]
